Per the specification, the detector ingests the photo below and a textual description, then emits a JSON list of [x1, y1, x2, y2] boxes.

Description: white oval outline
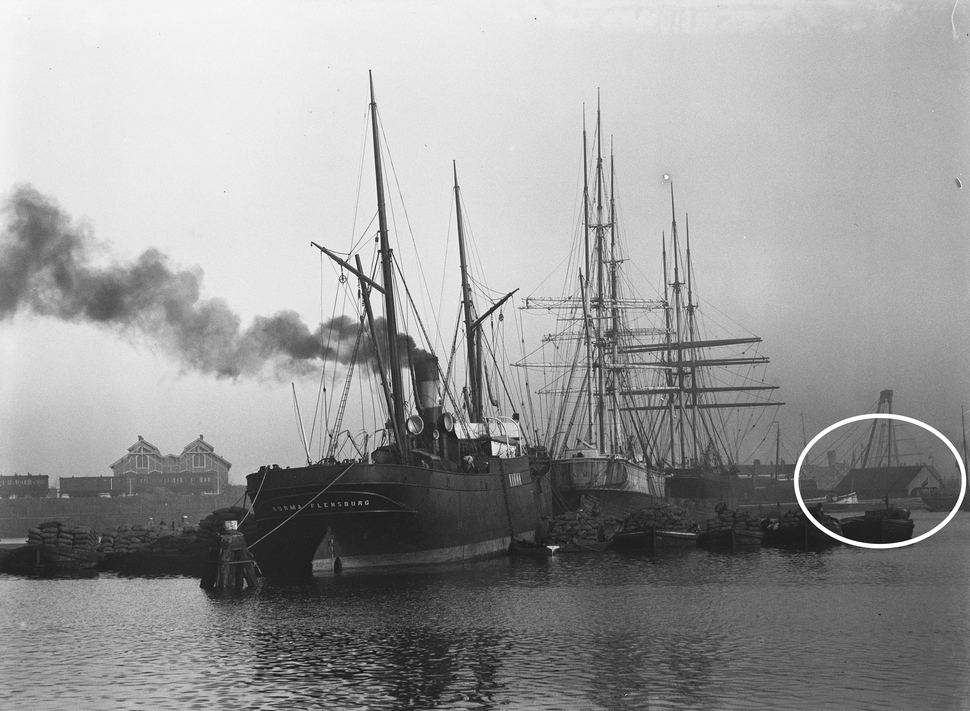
[[795, 413, 967, 549]]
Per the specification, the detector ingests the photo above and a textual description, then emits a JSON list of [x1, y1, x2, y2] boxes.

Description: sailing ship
[[636, 185, 783, 513], [519, 102, 665, 520], [245, 75, 545, 576]]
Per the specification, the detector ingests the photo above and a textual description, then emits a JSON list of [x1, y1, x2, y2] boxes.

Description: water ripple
[[1, 510, 968, 709]]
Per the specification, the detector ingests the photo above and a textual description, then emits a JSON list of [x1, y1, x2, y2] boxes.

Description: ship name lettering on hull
[[270, 499, 371, 513]]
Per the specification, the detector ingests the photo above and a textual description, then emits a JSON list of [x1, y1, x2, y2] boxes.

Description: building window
[[193, 453, 205, 468], [136, 454, 148, 469]]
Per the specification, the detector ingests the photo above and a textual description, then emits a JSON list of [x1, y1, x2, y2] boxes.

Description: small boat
[[610, 527, 699, 552], [609, 503, 700, 552], [762, 505, 842, 550], [920, 491, 969, 512], [697, 504, 764, 550], [1, 544, 103, 573], [803, 492, 859, 508], [697, 526, 764, 550], [840, 502, 915, 544]]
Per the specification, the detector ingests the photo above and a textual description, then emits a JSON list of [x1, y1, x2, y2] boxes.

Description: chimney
[[414, 355, 441, 448]]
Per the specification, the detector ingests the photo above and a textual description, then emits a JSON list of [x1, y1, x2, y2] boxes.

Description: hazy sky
[[2, 1, 967, 485]]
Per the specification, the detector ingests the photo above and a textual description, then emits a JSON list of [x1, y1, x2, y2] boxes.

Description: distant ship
[[920, 406, 968, 512], [518, 101, 665, 520], [921, 490, 969, 512], [246, 75, 545, 576]]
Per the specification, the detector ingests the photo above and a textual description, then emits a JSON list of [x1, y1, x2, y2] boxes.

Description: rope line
[[247, 463, 355, 549]]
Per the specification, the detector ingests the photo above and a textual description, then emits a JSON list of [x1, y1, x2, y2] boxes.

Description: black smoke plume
[[0, 185, 432, 379]]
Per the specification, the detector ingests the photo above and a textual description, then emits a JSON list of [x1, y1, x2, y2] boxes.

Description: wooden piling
[[202, 531, 258, 590]]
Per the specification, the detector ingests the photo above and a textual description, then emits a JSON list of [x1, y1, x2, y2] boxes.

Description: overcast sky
[[2, 1, 967, 485]]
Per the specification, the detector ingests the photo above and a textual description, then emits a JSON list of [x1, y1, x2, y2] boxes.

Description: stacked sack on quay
[[0, 521, 102, 573], [704, 504, 762, 534], [543, 510, 615, 546], [99, 522, 178, 556], [620, 503, 698, 533], [27, 521, 99, 552], [99, 506, 256, 574], [773, 508, 808, 526]]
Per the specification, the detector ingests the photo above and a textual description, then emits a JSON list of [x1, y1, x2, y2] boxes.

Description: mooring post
[[203, 520, 258, 590]]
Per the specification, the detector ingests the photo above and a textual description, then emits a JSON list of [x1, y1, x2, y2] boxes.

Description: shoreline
[[0, 486, 248, 538]]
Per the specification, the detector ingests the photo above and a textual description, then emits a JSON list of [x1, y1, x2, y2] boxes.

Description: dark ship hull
[[664, 468, 745, 525], [840, 507, 914, 544], [549, 455, 665, 519], [664, 468, 741, 501], [246, 456, 544, 575], [920, 493, 968, 513]]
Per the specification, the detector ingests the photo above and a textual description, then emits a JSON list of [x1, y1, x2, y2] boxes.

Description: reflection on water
[[1, 510, 967, 710]]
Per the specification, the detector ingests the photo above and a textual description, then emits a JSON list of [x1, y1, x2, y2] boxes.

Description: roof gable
[[128, 436, 161, 455], [182, 435, 215, 454]]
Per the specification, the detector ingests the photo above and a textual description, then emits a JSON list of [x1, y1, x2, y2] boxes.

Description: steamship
[[245, 75, 545, 576]]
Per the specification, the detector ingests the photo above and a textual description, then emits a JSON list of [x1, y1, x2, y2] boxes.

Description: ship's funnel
[[414, 355, 442, 448], [415, 356, 441, 411]]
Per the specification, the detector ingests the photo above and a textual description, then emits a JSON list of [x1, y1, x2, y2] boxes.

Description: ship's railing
[[485, 416, 522, 458]]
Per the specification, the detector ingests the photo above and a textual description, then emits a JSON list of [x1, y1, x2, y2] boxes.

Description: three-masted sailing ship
[[245, 75, 545, 575], [519, 103, 666, 519]]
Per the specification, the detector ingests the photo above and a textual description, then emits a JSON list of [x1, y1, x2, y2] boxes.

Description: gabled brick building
[[108, 435, 231, 495]]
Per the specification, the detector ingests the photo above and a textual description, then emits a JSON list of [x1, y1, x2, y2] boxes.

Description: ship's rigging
[[518, 102, 782, 472]]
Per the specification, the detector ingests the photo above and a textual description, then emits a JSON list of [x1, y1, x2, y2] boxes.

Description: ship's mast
[[369, 72, 407, 455], [685, 213, 700, 465], [608, 139, 620, 454], [594, 96, 607, 450], [662, 231, 676, 466], [455, 162, 482, 422], [581, 110, 595, 444], [670, 184, 687, 466]]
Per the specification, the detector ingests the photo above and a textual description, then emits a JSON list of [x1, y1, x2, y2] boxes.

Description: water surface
[[1, 509, 967, 710]]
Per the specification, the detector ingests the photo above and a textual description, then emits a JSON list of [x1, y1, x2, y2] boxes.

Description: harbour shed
[[834, 465, 942, 499]]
